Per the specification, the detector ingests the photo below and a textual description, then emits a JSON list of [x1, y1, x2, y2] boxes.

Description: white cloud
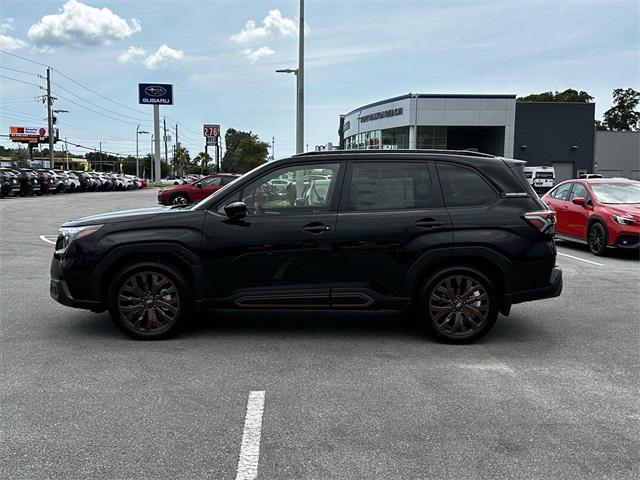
[[231, 9, 299, 44], [0, 34, 27, 51], [241, 46, 275, 63], [0, 17, 15, 33], [143, 44, 184, 69], [118, 46, 147, 63], [27, 0, 141, 49]]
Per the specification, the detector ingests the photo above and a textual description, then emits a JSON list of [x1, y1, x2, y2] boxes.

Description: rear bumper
[[510, 267, 563, 305]]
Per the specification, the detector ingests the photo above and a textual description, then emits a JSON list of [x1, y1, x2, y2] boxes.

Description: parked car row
[[0, 168, 148, 198]]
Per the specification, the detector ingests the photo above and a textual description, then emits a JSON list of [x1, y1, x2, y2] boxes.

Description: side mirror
[[572, 197, 586, 206], [224, 201, 247, 220]]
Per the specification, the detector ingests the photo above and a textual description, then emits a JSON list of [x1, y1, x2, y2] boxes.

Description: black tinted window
[[348, 162, 433, 211], [438, 163, 497, 207]]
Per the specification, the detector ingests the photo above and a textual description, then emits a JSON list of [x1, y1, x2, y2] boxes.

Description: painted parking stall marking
[[557, 252, 603, 266], [235, 390, 266, 480], [39, 235, 57, 246]]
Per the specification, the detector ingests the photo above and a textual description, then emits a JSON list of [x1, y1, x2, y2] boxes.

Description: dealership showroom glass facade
[[339, 93, 597, 182]]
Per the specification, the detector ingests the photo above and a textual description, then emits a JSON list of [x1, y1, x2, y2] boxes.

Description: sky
[[0, 0, 638, 159]]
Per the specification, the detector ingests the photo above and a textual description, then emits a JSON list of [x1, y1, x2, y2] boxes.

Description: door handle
[[415, 219, 443, 228], [303, 223, 331, 233]]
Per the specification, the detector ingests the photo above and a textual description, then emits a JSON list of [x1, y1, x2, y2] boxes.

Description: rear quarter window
[[437, 162, 497, 207]]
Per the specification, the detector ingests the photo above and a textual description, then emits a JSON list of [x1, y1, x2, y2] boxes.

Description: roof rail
[[295, 149, 497, 158]]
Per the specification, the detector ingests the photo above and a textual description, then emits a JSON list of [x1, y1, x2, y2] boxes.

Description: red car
[[157, 173, 240, 206], [542, 178, 640, 255]]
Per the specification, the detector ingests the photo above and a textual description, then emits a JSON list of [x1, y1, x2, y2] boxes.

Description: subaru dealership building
[[338, 93, 596, 182]]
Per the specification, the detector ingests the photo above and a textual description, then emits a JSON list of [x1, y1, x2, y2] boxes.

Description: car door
[[192, 176, 221, 202], [565, 181, 592, 238], [200, 160, 344, 307], [332, 160, 452, 306], [546, 182, 574, 235]]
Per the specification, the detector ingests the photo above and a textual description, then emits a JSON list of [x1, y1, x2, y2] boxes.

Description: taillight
[[523, 210, 556, 234]]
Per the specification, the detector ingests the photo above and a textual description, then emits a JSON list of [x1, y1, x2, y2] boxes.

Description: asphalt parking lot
[[1, 190, 638, 480]]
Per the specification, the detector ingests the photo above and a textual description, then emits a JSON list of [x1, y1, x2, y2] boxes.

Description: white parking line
[[39, 235, 57, 246], [235, 390, 266, 480], [557, 252, 603, 266]]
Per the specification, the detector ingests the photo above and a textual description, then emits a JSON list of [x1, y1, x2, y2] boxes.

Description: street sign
[[138, 83, 173, 105], [203, 124, 220, 137]]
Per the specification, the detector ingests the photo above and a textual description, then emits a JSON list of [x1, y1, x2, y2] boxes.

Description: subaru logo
[[145, 86, 166, 97]]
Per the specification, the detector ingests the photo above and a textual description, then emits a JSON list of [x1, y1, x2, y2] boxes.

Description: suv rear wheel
[[417, 267, 498, 343], [107, 262, 191, 340]]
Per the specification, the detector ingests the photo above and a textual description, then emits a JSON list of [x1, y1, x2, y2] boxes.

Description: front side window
[[551, 182, 573, 201], [568, 183, 589, 201], [348, 162, 433, 211], [437, 163, 497, 207], [239, 163, 340, 216], [200, 176, 221, 187]]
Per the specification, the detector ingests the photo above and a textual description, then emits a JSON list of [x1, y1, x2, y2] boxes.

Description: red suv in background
[[542, 178, 640, 255], [157, 173, 240, 205]]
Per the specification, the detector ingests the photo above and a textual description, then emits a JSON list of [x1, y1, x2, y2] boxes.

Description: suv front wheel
[[107, 262, 191, 340], [417, 267, 498, 343]]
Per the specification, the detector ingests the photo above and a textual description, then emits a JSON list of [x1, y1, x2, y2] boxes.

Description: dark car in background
[[157, 173, 240, 205], [51, 150, 562, 342], [0, 169, 19, 198]]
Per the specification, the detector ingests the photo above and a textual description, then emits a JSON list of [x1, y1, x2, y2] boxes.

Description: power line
[[0, 49, 50, 68], [0, 65, 39, 76], [51, 80, 149, 123], [0, 74, 44, 90], [52, 67, 147, 116], [53, 92, 145, 127]]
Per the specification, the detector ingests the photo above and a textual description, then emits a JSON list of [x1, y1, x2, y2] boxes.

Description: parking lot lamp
[[136, 125, 149, 178]]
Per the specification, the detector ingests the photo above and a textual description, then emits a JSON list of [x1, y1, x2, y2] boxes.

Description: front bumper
[[510, 267, 563, 305], [50, 278, 103, 311]]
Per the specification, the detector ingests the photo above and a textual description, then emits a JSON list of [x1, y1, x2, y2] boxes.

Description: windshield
[[591, 183, 640, 204]]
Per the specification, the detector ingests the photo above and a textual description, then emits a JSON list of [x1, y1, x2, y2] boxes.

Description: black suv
[[50, 150, 562, 342]]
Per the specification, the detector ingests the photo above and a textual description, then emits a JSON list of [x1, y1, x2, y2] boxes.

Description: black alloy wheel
[[171, 193, 189, 206], [588, 223, 607, 256], [108, 263, 190, 339], [418, 269, 497, 343]]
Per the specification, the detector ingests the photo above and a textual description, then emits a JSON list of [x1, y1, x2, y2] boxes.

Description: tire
[[588, 222, 608, 256], [107, 262, 191, 340], [170, 192, 190, 206], [416, 267, 498, 344]]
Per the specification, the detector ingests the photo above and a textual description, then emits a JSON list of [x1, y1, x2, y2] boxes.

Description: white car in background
[[524, 166, 555, 193]]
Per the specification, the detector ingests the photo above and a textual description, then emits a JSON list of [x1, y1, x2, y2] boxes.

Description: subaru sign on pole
[[139, 83, 173, 185], [138, 83, 173, 105]]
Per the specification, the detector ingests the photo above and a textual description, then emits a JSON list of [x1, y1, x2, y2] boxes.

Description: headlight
[[612, 215, 636, 225], [56, 224, 103, 253]]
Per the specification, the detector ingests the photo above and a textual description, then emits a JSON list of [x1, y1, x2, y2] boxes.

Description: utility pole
[[163, 117, 169, 172], [46, 68, 55, 168], [297, 0, 304, 155], [64, 138, 69, 170], [173, 123, 180, 175], [98, 141, 102, 171], [272, 136, 275, 160]]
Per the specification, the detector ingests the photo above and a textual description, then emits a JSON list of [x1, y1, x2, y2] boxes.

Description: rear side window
[[348, 162, 433, 211], [551, 183, 572, 201], [437, 163, 497, 207]]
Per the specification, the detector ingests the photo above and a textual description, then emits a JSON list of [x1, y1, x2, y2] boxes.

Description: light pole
[[276, 0, 304, 155], [136, 125, 149, 178]]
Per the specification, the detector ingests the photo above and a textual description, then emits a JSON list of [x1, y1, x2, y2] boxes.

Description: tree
[[173, 145, 191, 175], [221, 128, 269, 174], [517, 89, 594, 102], [601, 88, 640, 131], [193, 150, 212, 174]]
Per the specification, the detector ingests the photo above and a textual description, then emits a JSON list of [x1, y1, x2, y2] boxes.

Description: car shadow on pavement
[[556, 239, 640, 260]]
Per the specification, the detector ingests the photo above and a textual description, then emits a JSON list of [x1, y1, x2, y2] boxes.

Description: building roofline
[[344, 93, 517, 117]]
